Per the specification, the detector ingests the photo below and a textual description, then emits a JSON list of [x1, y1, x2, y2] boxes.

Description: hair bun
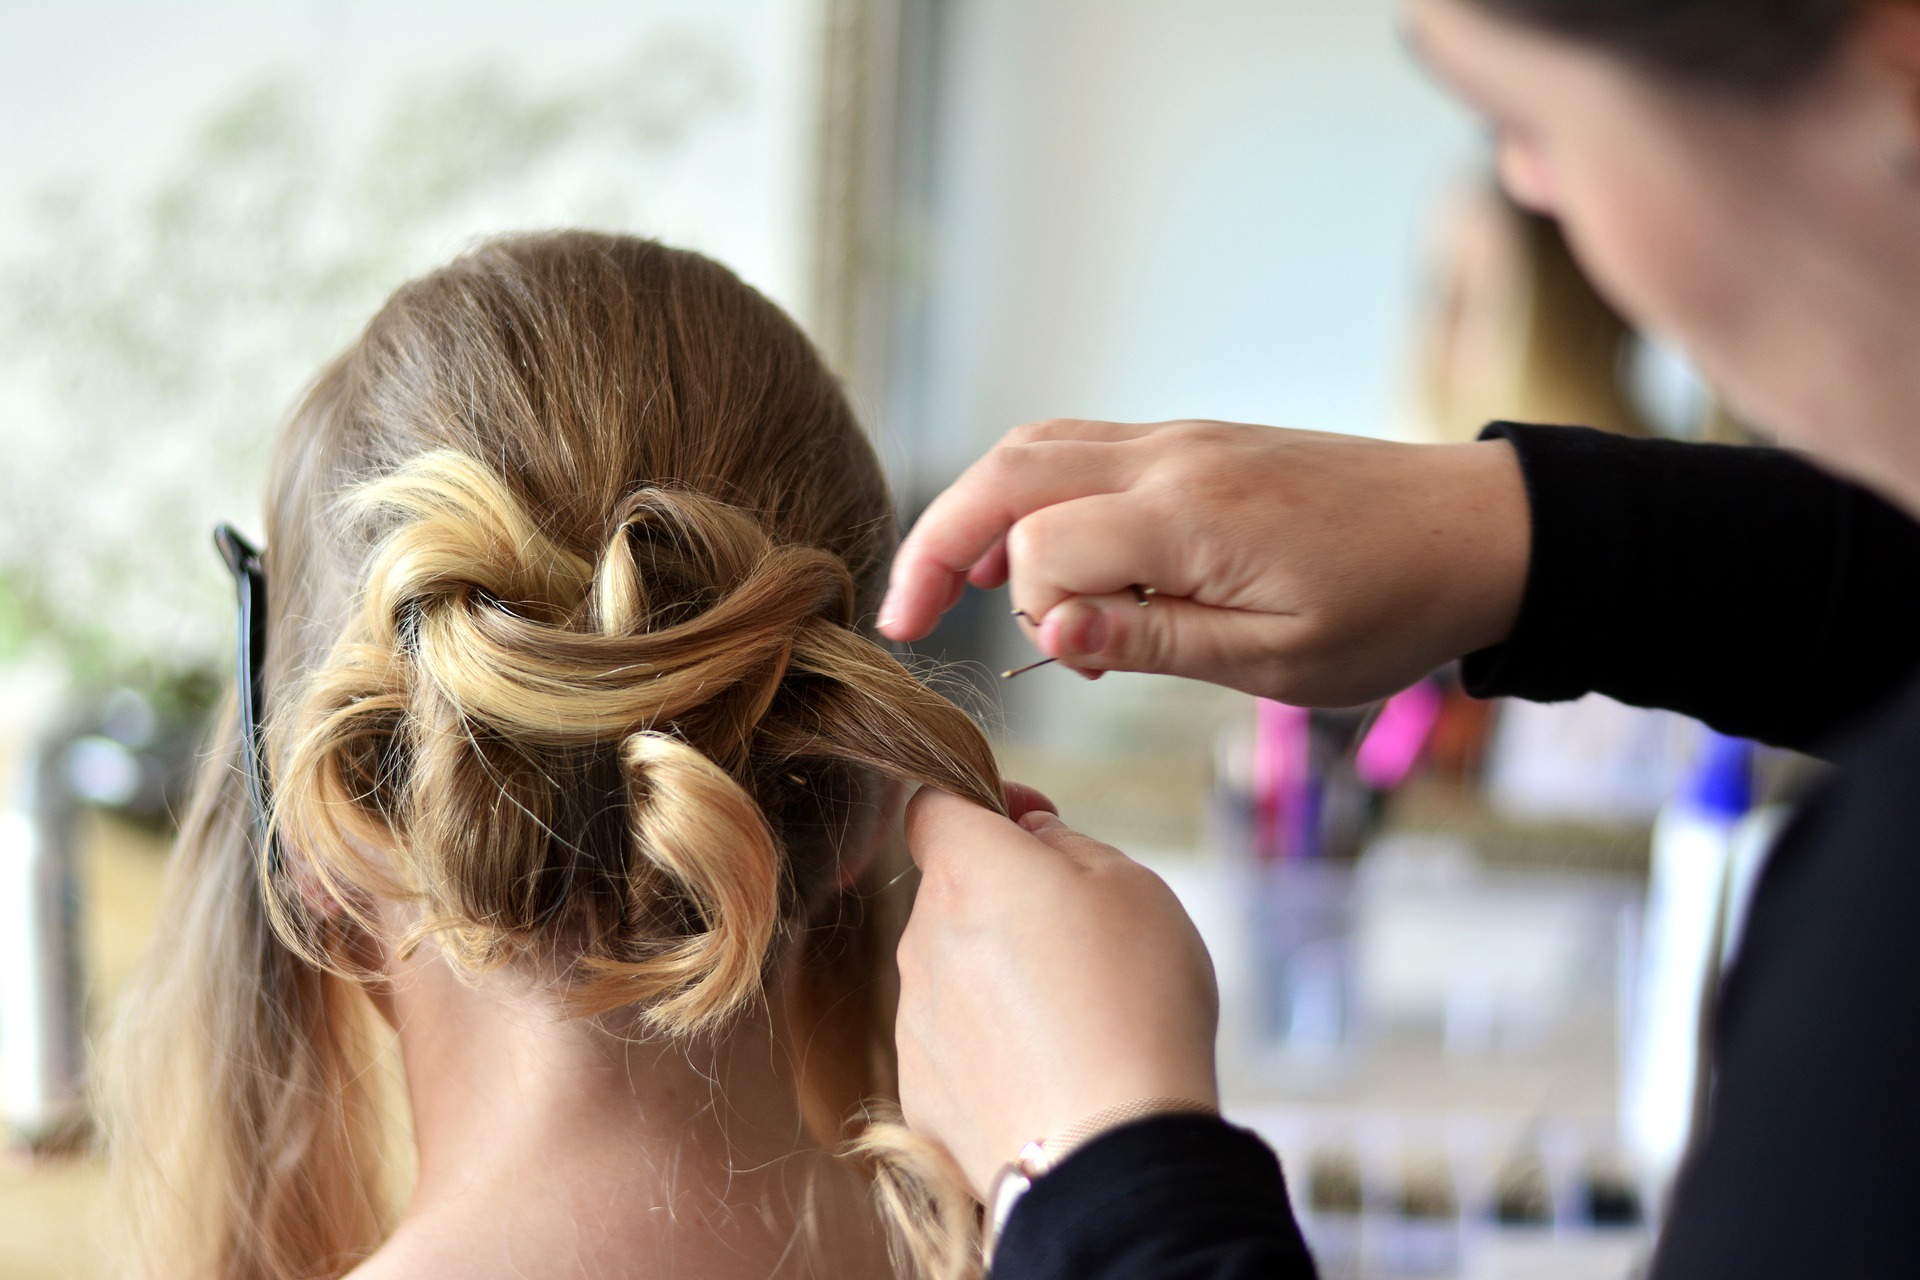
[[283, 448, 997, 1036], [577, 729, 781, 1032], [350, 452, 855, 759]]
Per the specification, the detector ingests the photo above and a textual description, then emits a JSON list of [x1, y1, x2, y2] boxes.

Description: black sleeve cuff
[[992, 1114, 1317, 1280], [1460, 423, 1920, 751]]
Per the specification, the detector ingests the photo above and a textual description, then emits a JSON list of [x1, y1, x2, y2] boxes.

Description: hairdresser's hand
[[896, 787, 1220, 1198], [878, 420, 1528, 707]]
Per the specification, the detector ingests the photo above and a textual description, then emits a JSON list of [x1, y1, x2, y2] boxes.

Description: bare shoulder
[[335, 1189, 899, 1280]]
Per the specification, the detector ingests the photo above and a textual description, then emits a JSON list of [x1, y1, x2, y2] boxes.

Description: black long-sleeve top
[[991, 424, 1920, 1279]]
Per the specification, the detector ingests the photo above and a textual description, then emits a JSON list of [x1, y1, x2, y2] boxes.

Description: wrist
[[1449, 437, 1530, 654], [1005, 1067, 1220, 1184], [984, 1096, 1218, 1266], [1039, 1095, 1219, 1166]]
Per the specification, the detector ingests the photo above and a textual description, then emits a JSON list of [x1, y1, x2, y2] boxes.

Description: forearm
[[1463, 423, 1920, 752], [991, 1115, 1319, 1280]]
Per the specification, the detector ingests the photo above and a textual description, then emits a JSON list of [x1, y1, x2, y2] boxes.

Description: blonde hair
[[1414, 184, 1654, 443], [106, 232, 997, 1280]]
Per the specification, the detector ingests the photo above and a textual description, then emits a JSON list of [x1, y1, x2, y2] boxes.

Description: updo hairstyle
[[111, 232, 998, 1280]]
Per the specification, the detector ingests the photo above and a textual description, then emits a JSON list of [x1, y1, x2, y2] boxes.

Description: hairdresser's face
[[1406, 0, 1920, 507]]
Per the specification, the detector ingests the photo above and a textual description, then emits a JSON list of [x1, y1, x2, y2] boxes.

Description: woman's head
[[1406, 0, 1920, 506], [262, 233, 998, 1027], [1467, 0, 1863, 96], [112, 232, 997, 1280]]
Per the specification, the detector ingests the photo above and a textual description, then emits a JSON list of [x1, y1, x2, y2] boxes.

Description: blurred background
[[0, 2, 1801, 1276]]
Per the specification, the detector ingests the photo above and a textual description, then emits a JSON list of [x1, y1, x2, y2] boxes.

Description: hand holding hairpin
[[1002, 585, 1157, 679]]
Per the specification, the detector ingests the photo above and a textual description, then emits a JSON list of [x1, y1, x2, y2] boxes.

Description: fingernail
[[1058, 604, 1109, 656], [1052, 602, 1113, 656], [1019, 810, 1064, 833]]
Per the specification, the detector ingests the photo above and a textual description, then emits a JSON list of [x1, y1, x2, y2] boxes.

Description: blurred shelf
[[1381, 778, 1653, 878]]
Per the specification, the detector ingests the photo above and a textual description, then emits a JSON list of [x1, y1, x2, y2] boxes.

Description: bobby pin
[[1010, 585, 1156, 625], [1003, 586, 1155, 679]]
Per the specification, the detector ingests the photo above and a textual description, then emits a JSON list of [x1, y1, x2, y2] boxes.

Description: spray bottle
[[1623, 730, 1754, 1195]]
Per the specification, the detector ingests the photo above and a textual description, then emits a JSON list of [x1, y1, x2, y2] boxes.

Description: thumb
[[904, 785, 1054, 874], [1039, 592, 1294, 690]]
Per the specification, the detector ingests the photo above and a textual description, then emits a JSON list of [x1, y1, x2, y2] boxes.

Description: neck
[[369, 940, 887, 1278]]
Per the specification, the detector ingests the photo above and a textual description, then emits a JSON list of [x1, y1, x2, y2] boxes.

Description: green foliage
[[0, 35, 741, 688]]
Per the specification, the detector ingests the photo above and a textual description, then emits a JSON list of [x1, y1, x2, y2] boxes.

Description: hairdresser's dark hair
[[1470, 0, 1864, 96]]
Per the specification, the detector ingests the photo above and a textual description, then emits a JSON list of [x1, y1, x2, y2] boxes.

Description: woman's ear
[[282, 835, 351, 922], [1861, 1, 1920, 183], [284, 829, 402, 972]]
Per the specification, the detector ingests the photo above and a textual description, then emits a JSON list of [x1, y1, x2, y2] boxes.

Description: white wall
[[897, 0, 1484, 484]]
